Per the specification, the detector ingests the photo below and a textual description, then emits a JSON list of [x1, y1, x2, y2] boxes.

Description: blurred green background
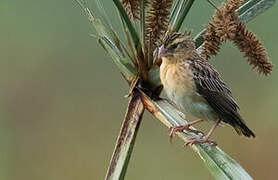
[[0, 1, 278, 179]]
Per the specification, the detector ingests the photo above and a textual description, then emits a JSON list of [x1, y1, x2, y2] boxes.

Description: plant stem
[[113, 0, 148, 81], [139, 90, 253, 180], [105, 89, 144, 180]]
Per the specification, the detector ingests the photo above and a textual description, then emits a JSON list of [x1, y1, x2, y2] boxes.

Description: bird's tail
[[232, 114, 255, 138]]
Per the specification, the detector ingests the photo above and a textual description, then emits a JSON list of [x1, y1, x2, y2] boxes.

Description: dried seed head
[[121, 0, 140, 20], [202, 23, 221, 59], [202, 0, 243, 59], [233, 23, 273, 75], [202, 0, 272, 75], [146, 0, 174, 54], [121, 0, 149, 20]]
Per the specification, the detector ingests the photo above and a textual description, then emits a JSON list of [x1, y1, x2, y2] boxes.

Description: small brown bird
[[158, 32, 255, 145]]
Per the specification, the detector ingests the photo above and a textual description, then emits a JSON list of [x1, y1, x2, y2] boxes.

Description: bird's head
[[157, 32, 195, 63]]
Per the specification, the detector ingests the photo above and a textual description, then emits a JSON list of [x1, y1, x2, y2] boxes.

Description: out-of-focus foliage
[[0, 0, 277, 180]]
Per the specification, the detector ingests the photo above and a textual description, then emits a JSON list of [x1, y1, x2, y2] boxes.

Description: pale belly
[[160, 61, 218, 122], [165, 86, 218, 121]]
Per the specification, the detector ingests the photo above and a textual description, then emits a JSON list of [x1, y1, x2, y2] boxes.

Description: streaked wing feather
[[188, 59, 241, 123]]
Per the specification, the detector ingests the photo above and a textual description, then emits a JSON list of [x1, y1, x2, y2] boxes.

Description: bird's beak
[[157, 44, 166, 59], [155, 45, 166, 66]]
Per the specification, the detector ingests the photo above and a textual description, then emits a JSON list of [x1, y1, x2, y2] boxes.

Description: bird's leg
[[185, 120, 221, 146], [169, 119, 205, 142]]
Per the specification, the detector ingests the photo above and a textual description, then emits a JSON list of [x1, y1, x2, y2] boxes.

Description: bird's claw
[[169, 125, 204, 143], [185, 137, 217, 146], [169, 127, 176, 144]]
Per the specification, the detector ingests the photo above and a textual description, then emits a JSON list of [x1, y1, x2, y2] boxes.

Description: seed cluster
[[121, 0, 141, 20], [202, 0, 272, 75], [146, 0, 174, 50]]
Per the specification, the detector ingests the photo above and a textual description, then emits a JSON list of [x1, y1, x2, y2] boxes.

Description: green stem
[[113, 0, 148, 81], [112, 0, 141, 50]]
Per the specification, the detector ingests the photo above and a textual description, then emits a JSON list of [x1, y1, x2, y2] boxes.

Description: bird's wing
[[188, 59, 255, 137], [188, 59, 240, 122]]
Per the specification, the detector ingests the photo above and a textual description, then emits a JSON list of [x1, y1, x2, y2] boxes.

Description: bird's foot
[[185, 137, 217, 146], [169, 125, 204, 143]]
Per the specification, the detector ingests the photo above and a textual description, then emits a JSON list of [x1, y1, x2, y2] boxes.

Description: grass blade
[[98, 37, 136, 81], [140, 0, 146, 55], [139, 90, 253, 180], [94, 0, 135, 65], [194, 0, 276, 49], [169, 0, 181, 24], [119, 15, 138, 66], [171, 0, 196, 32], [112, 0, 141, 51], [76, 1, 136, 81], [113, 0, 148, 81], [105, 89, 145, 180], [238, 0, 276, 22]]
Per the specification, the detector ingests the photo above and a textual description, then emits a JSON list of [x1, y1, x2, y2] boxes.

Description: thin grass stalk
[[238, 0, 276, 22], [169, 0, 181, 24], [140, 0, 146, 56], [113, 0, 141, 49], [169, 0, 183, 29], [119, 15, 138, 66], [98, 37, 136, 80], [113, 0, 148, 81], [76, 0, 136, 79], [172, 0, 196, 32], [105, 89, 144, 180], [94, 0, 126, 55]]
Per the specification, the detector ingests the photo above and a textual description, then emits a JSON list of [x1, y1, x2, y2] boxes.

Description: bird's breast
[[160, 61, 195, 106], [160, 60, 218, 121]]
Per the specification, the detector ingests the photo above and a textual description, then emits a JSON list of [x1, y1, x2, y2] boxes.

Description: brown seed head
[[202, 0, 273, 75], [146, 0, 174, 55]]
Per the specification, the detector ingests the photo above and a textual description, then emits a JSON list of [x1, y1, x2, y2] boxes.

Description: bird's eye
[[169, 43, 178, 50]]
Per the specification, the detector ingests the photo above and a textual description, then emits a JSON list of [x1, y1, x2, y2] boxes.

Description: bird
[[157, 32, 255, 145]]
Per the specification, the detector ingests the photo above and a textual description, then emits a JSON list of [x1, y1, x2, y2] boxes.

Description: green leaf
[[112, 0, 141, 51], [76, 0, 136, 81], [119, 15, 138, 66], [94, 0, 135, 65], [238, 0, 276, 22], [140, 0, 146, 55], [99, 37, 136, 81], [113, 0, 148, 81], [170, 0, 196, 32]]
